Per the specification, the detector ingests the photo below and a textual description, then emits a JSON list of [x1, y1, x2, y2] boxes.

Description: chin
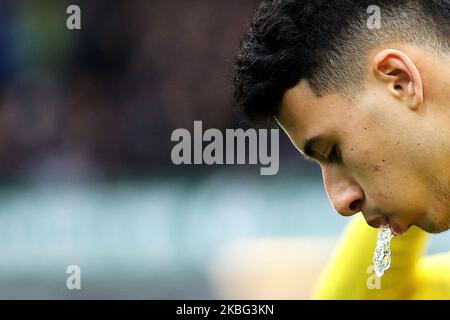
[[418, 221, 450, 234]]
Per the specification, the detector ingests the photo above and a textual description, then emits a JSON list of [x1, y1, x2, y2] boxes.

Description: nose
[[322, 167, 364, 217]]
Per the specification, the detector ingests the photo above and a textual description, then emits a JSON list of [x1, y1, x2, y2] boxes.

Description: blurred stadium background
[[0, 0, 448, 299]]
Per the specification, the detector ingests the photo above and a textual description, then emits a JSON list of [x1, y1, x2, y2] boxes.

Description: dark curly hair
[[233, 0, 450, 127]]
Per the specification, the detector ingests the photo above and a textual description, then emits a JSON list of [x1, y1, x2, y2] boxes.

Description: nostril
[[349, 199, 361, 212]]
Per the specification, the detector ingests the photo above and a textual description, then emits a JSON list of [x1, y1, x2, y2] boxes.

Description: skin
[[276, 43, 450, 235]]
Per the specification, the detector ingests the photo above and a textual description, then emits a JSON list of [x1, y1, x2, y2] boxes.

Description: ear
[[372, 49, 424, 110]]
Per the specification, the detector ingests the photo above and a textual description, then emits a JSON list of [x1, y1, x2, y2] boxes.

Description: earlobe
[[372, 49, 424, 110]]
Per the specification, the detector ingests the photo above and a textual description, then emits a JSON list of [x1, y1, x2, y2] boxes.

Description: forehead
[[277, 81, 354, 150], [278, 82, 317, 131]]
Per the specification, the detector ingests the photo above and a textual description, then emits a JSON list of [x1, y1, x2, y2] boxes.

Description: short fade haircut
[[233, 0, 450, 127]]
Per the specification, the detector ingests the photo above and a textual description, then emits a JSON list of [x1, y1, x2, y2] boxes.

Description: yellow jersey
[[313, 214, 450, 299]]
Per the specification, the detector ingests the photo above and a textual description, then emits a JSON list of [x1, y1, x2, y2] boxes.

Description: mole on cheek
[[374, 165, 379, 172], [378, 192, 387, 200]]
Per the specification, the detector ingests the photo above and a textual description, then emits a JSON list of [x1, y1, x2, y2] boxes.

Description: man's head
[[233, 0, 450, 234]]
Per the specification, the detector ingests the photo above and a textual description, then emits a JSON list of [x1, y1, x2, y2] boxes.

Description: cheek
[[345, 146, 378, 173], [345, 147, 403, 193], [348, 149, 424, 212]]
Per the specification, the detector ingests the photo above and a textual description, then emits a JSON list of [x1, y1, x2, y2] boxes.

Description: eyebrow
[[300, 136, 321, 162], [274, 116, 324, 163]]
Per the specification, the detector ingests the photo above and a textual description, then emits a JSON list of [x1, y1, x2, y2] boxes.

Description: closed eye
[[327, 145, 342, 163]]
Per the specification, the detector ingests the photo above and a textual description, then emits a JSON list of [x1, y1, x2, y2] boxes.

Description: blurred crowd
[[0, 0, 262, 180]]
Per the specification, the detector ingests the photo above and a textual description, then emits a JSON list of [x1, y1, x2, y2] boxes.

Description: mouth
[[366, 216, 411, 236], [367, 216, 386, 229], [386, 217, 410, 236]]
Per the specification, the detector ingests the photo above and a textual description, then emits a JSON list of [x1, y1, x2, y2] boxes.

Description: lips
[[367, 216, 387, 229], [387, 217, 409, 236], [366, 215, 410, 236]]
